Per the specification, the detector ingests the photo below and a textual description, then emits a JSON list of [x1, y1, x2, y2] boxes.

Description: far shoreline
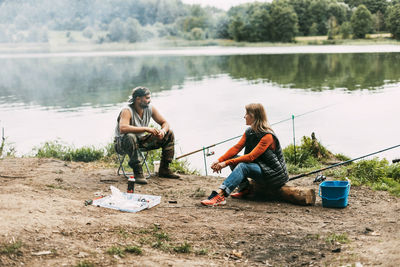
[[1, 43, 400, 59]]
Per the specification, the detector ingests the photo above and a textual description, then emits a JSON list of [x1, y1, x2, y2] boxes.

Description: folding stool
[[117, 150, 152, 179]]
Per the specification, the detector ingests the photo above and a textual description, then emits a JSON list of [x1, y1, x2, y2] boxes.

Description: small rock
[[77, 252, 89, 258], [230, 250, 243, 259], [31, 251, 52, 256], [364, 227, 373, 234]]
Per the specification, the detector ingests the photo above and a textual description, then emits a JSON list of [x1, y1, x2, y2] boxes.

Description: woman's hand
[[211, 161, 227, 173], [211, 161, 219, 170]]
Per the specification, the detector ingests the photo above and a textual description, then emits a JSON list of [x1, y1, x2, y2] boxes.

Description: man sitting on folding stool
[[114, 86, 180, 184]]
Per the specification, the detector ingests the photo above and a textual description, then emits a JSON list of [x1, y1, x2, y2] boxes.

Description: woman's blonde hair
[[245, 103, 273, 133]]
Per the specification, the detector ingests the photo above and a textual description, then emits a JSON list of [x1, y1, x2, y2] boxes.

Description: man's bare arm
[[152, 106, 169, 138], [119, 108, 158, 135]]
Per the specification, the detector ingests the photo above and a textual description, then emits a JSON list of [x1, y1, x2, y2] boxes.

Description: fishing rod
[[289, 144, 400, 181], [176, 104, 334, 160]]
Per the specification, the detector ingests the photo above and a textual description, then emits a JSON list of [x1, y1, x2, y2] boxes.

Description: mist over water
[[1, 50, 399, 174]]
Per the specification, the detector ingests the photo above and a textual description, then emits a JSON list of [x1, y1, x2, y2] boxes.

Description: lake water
[[1, 46, 399, 175]]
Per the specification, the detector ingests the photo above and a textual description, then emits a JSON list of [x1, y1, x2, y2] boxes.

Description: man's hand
[[211, 161, 226, 173], [156, 129, 166, 140], [146, 127, 160, 136]]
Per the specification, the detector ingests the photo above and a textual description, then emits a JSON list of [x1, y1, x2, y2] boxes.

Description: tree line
[[0, 0, 400, 44]]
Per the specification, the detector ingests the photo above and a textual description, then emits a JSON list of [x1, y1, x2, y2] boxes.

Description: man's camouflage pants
[[115, 130, 175, 168]]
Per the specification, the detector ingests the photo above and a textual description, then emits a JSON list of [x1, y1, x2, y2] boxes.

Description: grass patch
[[0, 241, 23, 255], [154, 232, 170, 241], [34, 140, 104, 162], [173, 242, 192, 253], [305, 234, 320, 240], [0, 136, 16, 158], [117, 228, 130, 239], [152, 240, 170, 251], [195, 248, 208, 255], [191, 187, 206, 198], [75, 260, 95, 267], [134, 225, 200, 255], [106, 246, 125, 257], [325, 233, 350, 245], [124, 246, 142, 255], [106, 245, 142, 257], [45, 184, 65, 190]]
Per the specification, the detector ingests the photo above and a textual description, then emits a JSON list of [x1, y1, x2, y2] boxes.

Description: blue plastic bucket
[[318, 180, 350, 208]]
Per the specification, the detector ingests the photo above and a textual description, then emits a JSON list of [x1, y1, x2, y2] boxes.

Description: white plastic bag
[[92, 186, 161, 213]]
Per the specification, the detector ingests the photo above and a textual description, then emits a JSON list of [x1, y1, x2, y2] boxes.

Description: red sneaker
[[201, 191, 226, 206], [231, 189, 251, 199]]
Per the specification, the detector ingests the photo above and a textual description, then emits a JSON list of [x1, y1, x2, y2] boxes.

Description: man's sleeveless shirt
[[115, 104, 153, 138]]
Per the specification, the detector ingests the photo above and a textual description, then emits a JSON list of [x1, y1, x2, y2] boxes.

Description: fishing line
[[176, 104, 335, 160], [289, 144, 400, 181]]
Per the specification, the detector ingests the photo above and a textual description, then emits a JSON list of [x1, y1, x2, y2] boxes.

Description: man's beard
[[140, 102, 149, 108]]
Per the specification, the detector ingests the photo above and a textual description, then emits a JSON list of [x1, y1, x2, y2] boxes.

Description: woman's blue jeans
[[219, 162, 264, 195]]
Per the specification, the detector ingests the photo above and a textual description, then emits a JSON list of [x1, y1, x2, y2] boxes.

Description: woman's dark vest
[[244, 128, 289, 188]]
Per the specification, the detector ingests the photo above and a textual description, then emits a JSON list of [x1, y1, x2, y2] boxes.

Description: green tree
[[340, 21, 352, 39], [228, 15, 246, 41], [108, 18, 125, 42], [215, 14, 230, 39], [351, 4, 373, 38], [327, 16, 339, 40], [308, 0, 329, 35], [248, 7, 270, 41], [346, 0, 388, 15], [386, 4, 400, 40], [82, 26, 94, 39], [125, 18, 141, 43], [372, 11, 384, 33], [327, 1, 349, 25], [290, 0, 313, 36], [309, 22, 319, 36], [182, 5, 209, 32], [269, 1, 298, 42], [190, 27, 205, 40]]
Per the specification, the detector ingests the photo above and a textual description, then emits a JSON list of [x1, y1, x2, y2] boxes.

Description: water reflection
[[1, 53, 400, 109]]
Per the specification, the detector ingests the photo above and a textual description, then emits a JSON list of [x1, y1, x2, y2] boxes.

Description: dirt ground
[[0, 158, 399, 267]]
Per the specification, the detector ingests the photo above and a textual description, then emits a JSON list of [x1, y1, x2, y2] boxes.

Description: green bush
[[346, 158, 389, 184], [344, 158, 400, 196], [283, 135, 334, 168], [387, 163, 400, 181], [335, 153, 351, 161], [34, 140, 105, 162]]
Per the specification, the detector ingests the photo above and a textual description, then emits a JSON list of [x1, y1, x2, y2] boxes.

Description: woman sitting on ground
[[201, 103, 289, 206]]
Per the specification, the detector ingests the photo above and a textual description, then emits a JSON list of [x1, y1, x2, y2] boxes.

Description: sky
[[180, 0, 270, 10]]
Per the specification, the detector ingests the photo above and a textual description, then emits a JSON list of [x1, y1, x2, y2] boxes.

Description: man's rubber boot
[[132, 164, 148, 184], [158, 161, 180, 179]]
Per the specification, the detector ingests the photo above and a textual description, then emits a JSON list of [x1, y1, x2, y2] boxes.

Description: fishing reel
[[205, 148, 215, 157], [313, 174, 326, 183]]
